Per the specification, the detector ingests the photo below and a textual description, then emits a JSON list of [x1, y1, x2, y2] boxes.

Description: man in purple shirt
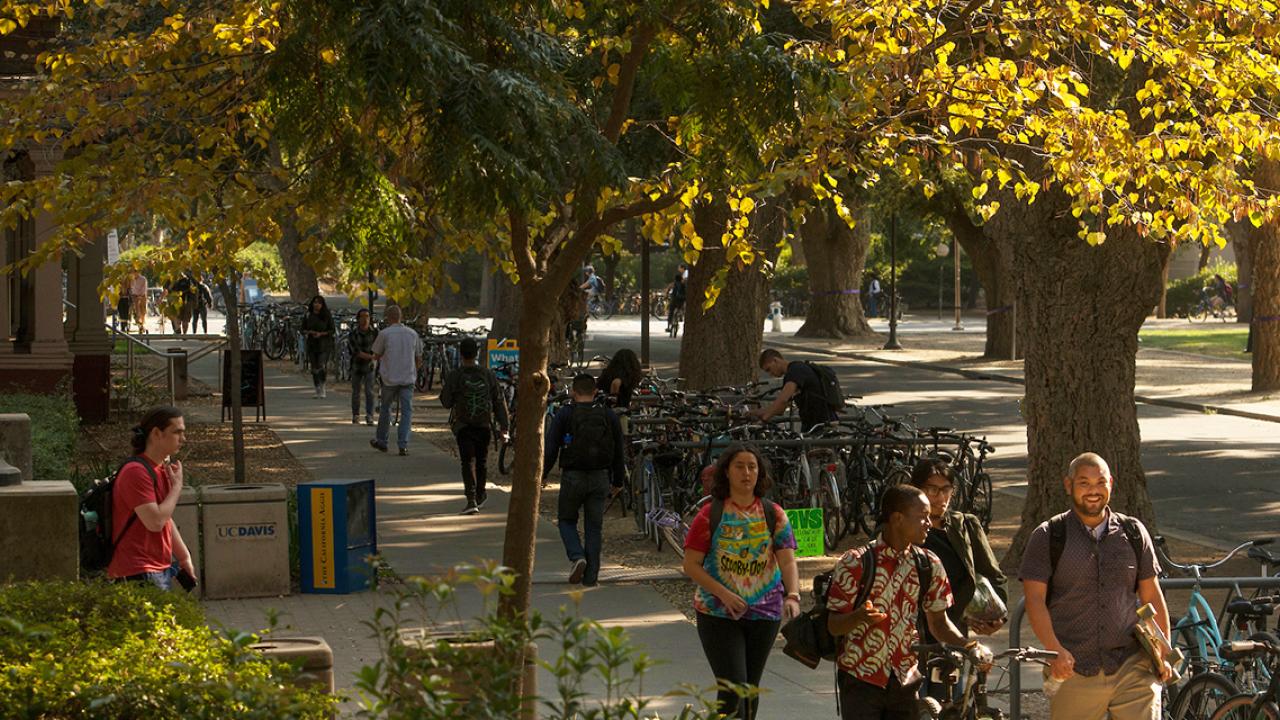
[[1019, 452, 1171, 720]]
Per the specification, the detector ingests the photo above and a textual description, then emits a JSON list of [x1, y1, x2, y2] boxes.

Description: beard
[[1073, 496, 1107, 517]]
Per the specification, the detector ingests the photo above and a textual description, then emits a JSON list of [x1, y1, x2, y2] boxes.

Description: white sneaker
[[319, 383, 327, 399], [568, 559, 587, 584]]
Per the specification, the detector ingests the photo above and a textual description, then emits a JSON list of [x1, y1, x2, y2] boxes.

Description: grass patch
[[1140, 326, 1249, 357]]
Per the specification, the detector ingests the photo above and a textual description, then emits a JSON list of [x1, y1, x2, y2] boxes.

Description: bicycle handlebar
[[1155, 536, 1275, 575]]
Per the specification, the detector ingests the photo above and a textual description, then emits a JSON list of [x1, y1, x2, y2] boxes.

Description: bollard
[[167, 348, 189, 401]]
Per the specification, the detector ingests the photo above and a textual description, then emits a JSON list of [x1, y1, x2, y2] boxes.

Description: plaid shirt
[[827, 539, 952, 688]]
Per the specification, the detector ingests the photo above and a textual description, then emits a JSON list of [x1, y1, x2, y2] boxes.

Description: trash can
[[250, 636, 335, 694], [201, 483, 290, 599], [172, 486, 201, 597], [298, 479, 377, 594]]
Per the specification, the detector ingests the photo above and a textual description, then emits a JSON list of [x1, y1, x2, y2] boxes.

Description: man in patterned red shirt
[[827, 484, 971, 719]]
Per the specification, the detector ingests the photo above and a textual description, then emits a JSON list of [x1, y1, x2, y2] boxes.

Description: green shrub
[[0, 580, 335, 719], [0, 392, 78, 482], [1166, 258, 1237, 317]]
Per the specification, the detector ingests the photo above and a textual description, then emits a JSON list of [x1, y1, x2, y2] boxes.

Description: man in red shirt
[[827, 484, 972, 720], [106, 406, 197, 591]]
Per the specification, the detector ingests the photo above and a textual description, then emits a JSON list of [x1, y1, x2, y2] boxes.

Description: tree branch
[[602, 22, 658, 144], [509, 209, 537, 284]]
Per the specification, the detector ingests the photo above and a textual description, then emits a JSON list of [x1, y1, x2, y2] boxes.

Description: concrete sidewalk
[[182, 356, 837, 718]]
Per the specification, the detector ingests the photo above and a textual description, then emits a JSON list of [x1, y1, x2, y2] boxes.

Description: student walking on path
[[681, 444, 801, 720], [347, 308, 378, 425], [1019, 452, 1170, 720], [302, 295, 336, 398], [370, 305, 422, 456], [543, 374, 625, 586], [440, 338, 509, 515]]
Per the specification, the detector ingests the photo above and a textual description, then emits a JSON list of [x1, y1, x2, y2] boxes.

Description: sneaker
[[319, 384, 327, 399], [461, 503, 479, 515], [582, 580, 599, 588], [370, 439, 388, 452], [398, 447, 408, 456], [568, 559, 587, 585], [476, 492, 488, 509], [352, 415, 359, 425], [365, 416, 374, 426]]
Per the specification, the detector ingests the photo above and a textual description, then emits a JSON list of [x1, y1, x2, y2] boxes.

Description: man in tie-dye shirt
[[827, 484, 970, 720]]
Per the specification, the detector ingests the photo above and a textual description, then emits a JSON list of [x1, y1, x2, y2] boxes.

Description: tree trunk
[[679, 204, 777, 389], [1156, 249, 1172, 319], [1251, 160, 1280, 391], [1229, 221, 1255, 324], [277, 218, 319, 303], [217, 279, 247, 484], [794, 200, 876, 339], [498, 286, 555, 621], [986, 183, 1163, 569], [938, 202, 1020, 359], [603, 252, 621, 304], [489, 271, 522, 341], [1197, 243, 1212, 273], [479, 256, 498, 317]]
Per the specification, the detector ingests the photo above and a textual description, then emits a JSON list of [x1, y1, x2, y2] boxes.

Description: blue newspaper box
[[298, 479, 377, 594]]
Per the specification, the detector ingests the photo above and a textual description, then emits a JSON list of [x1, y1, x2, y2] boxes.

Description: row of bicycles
[[603, 381, 996, 558], [236, 301, 486, 392]]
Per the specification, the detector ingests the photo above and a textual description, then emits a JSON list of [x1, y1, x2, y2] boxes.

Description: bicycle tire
[[647, 469, 665, 552], [1208, 693, 1279, 720], [498, 441, 514, 475], [1170, 672, 1240, 720], [263, 328, 287, 360], [1189, 305, 1209, 323], [632, 454, 652, 536], [968, 471, 993, 530], [850, 476, 881, 538], [819, 470, 845, 553]]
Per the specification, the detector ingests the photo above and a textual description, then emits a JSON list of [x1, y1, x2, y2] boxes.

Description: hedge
[[1166, 259, 1237, 317], [0, 392, 78, 482], [0, 581, 335, 719]]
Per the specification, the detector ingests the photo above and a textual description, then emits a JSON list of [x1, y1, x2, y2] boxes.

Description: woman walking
[[597, 348, 642, 410], [302, 295, 336, 398], [682, 444, 801, 719]]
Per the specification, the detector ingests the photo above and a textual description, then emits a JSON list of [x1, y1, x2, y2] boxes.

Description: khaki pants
[[1051, 652, 1160, 720]]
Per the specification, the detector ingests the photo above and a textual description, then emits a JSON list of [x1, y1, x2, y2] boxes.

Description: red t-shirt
[[106, 458, 174, 578]]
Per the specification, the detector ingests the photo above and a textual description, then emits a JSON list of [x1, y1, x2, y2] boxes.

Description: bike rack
[[1007, 575, 1280, 719]]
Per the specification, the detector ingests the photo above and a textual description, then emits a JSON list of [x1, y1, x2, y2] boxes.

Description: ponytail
[[132, 406, 183, 454]]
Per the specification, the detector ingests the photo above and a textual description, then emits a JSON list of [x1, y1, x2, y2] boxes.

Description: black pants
[[838, 671, 921, 720], [455, 426, 490, 503], [307, 347, 328, 386], [695, 612, 781, 720], [193, 304, 208, 334]]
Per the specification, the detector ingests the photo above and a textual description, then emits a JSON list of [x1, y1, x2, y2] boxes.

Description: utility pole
[[883, 215, 903, 350]]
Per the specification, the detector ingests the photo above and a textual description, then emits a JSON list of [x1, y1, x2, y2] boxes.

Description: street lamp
[[952, 237, 964, 331], [935, 241, 949, 322], [882, 215, 903, 350]]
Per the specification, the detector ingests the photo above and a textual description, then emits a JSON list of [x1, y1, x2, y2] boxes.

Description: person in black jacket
[[302, 295, 336, 398], [543, 374, 625, 586], [597, 348, 642, 410], [440, 338, 509, 515], [750, 348, 837, 431], [347, 308, 379, 425]]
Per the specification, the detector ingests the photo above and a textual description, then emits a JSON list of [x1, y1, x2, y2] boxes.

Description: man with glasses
[[908, 458, 1007, 702]]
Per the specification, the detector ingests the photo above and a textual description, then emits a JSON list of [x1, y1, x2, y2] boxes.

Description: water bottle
[[82, 510, 99, 533], [1042, 668, 1065, 699]]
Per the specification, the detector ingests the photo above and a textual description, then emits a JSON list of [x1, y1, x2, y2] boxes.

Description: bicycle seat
[[1248, 544, 1280, 566], [1226, 598, 1275, 619]]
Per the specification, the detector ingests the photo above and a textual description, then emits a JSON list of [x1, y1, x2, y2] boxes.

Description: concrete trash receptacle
[[171, 486, 201, 597], [250, 636, 335, 693], [200, 483, 290, 599]]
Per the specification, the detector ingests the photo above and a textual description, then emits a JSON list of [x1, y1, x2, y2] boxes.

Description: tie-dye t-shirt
[[684, 498, 797, 620]]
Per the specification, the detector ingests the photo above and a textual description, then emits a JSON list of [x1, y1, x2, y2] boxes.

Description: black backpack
[[559, 405, 614, 471], [1047, 511, 1145, 600], [805, 361, 845, 412], [79, 457, 158, 574], [781, 543, 932, 668], [451, 366, 493, 429]]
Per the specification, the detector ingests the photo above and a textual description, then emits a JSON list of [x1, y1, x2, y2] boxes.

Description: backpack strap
[[912, 546, 932, 609], [851, 544, 878, 611], [709, 497, 780, 548], [1046, 513, 1068, 601], [1113, 512, 1146, 593], [112, 457, 160, 547]]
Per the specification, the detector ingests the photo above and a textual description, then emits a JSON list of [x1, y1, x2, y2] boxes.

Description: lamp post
[[935, 241, 949, 322], [883, 215, 903, 350], [952, 238, 964, 331]]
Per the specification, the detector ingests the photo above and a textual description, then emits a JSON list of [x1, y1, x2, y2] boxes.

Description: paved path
[[180, 352, 836, 718]]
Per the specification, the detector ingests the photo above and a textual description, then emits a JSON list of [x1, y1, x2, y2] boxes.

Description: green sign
[[785, 507, 825, 558]]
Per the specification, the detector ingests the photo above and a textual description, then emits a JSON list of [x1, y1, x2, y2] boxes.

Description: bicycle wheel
[[632, 454, 653, 536], [647, 469, 666, 552], [1189, 304, 1209, 323], [498, 439, 514, 475], [850, 476, 881, 538], [263, 328, 287, 360], [968, 471, 993, 530], [1170, 671, 1239, 720], [819, 470, 846, 553], [1208, 694, 1279, 720]]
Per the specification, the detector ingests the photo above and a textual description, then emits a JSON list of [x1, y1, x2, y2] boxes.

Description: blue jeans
[[351, 368, 375, 418], [557, 469, 611, 584], [376, 383, 413, 450], [118, 562, 178, 591]]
